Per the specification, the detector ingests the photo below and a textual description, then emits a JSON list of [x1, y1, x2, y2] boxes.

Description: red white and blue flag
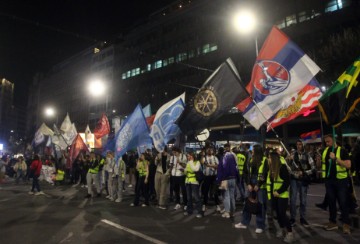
[[300, 129, 322, 143], [237, 26, 321, 130]]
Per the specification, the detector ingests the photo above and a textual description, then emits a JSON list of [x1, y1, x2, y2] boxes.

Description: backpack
[[195, 164, 204, 183]]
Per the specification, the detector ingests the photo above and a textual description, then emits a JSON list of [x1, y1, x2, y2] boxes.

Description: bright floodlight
[[233, 10, 256, 34], [45, 107, 55, 117], [89, 80, 106, 97]]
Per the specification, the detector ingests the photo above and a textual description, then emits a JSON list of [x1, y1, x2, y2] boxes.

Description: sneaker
[[255, 228, 263, 234], [202, 205, 206, 212], [284, 232, 294, 243], [141, 203, 148, 207], [222, 212, 230, 218], [183, 206, 187, 211], [28, 191, 34, 195], [174, 204, 181, 210], [128, 184, 133, 188], [130, 203, 135, 207], [184, 212, 189, 216], [234, 222, 247, 229], [85, 194, 92, 199], [158, 205, 167, 210], [216, 205, 221, 212], [106, 195, 111, 199], [300, 218, 310, 227], [196, 214, 203, 218], [276, 229, 284, 238], [115, 198, 122, 203], [109, 197, 114, 201], [289, 219, 295, 227], [343, 224, 351, 234], [220, 208, 226, 214], [324, 222, 338, 231], [35, 191, 44, 196]]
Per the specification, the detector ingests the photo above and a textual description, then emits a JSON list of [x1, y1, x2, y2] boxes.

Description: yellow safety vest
[[185, 161, 200, 184], [119, 159, 125, 178], [89, 159, 101, 174], [138, 160, 149, 177], [266, 157, 289, 200], [55, 169, 65, 181], [249, 157, 267, 189], [322, 147, 348, 179], [236, 153, 246, 176]]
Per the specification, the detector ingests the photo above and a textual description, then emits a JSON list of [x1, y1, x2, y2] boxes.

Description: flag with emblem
[[150, 93, 185, 152], [319, 56, 360, 127], [267, 79, 322, 130], [178, 58, 248, 134], [94, 113, 110, 139], [115, 104, 152, 160], [237, 26, 321, 130]]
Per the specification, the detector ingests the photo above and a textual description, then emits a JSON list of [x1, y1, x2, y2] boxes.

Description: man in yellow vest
[[85, 152, 101, 198], [322, 134, 351, 234]]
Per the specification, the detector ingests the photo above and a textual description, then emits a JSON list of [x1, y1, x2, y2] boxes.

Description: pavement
[[1, 177, 360, 244]]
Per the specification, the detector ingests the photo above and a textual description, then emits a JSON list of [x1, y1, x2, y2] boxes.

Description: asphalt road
[[1, 178, 359, 244]]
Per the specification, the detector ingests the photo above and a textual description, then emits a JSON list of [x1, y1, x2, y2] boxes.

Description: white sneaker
[[35, 191, 44, 196], [216, 205, 221, 212], [284, 232, 294, 243], [128, 184, 133, 188], [109, 197, 114, 201], [255, 228, 263, 234], [276, 229, 284, 238], [130, 203, 135, 207], [234, 222, 247, 229], [221, 212, 230, 218], [174, 204, 181, 210], [202, 205, 206, 212], [141, 204, 148, 207], [183, 205, 187, 211], [115, 198, 122, 203], [28, 191, 34, 195], [106, 195, 111, 199]]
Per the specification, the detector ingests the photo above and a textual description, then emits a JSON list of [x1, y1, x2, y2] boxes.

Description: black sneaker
[[85, 194, 91, 199], [315, 203, 327, 211], [290, 219, 296, 227], [300, 218, 310, 227]]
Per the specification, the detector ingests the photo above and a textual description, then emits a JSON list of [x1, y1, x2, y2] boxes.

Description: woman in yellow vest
[[268, 151, 293, 243], [131, 153, 149, 207], [184, 152, 203, 218]]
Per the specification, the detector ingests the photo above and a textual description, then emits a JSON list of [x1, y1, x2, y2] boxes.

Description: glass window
[[155, 60, 162, 69], [131, 69, 136, 77], [202, 44, 210, 54], [147, 64, 151, 71], [168, 57, 174, 64], [135, 68, 140, 75], [126, 71, 131, 78], [122, 73, 126, 79], [188, 50, 195, 59], [177, 52, 187, 62], [285, 14, 297, 27], [210, 44, 218, 52], [325, 0, 343, 13], [298, 11, 309, 23], [163, 59, 168, 67], [276, 19, 286, 29]]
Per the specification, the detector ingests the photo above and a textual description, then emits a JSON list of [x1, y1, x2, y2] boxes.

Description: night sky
[[0, 0, 175, 107]]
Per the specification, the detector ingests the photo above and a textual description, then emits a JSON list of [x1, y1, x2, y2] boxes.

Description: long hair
[[269, 152, 281, 180], [252, 144, 264, 168]]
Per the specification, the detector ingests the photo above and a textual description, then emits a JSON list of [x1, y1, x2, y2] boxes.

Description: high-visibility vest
[[88, 159, 100, 174], [138, 160, 149, 177], [185, 160, 199, 184], [119, 159, 125, 178], [236, 153, 246, 176], [55, 169, 65, 181], [249, 157, 267, 189], [266, 157, 289, 200], [322, 147, 348, 179]]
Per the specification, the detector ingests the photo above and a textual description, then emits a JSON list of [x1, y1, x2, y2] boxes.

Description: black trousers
[[202, 175, 219, 205], [173, 175, 187, 205], [273, 197, 291, 232]]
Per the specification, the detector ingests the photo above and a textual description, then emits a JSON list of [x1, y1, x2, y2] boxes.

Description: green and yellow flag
[[319, 56, 360, 127]]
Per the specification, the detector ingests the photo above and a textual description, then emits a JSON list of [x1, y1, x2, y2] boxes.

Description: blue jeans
[[235, 175, 246, 201], [186, 184, 202, 214], [242, 188, 267, 229], [223, 178, 236, 213], [290, 179, 308, 220], [31, 175, 41, 192]]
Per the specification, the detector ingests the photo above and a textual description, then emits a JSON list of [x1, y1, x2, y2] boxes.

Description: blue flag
[[115, 104, 152, 160], [150, 93, 185, 152]]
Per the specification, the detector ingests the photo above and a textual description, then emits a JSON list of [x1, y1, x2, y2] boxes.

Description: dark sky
[[0, 0, 175, 107]]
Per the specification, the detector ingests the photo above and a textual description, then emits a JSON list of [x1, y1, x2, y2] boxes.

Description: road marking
[[101, 219, 167, 244]]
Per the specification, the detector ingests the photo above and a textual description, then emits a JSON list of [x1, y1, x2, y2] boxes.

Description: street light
[[44, 106, 58, 125], [88, 79, 106, 97], [233, 9, 258, 56]]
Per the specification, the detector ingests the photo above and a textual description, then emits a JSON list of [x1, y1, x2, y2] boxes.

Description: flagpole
[[226, 60, 292, 170]]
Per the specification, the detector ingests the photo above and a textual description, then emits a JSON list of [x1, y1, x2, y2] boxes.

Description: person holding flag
[[321, 134, 351, 234]]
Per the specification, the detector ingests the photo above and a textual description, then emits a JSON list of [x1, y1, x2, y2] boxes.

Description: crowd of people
[[1, 135, 359, 243]]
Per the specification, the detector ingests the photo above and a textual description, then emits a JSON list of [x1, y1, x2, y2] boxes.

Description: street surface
[[0, 178, 359, 244]]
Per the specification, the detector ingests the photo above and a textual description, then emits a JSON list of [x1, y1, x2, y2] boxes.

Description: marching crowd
[[1, 135, 360, 243]]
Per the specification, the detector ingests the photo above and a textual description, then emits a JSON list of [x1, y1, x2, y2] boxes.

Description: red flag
[[69, 134, 89, 166], [146, 114, 156, 127], [93, 113, 110, 139]]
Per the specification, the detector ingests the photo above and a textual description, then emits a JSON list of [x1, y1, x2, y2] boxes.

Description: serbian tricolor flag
[[94, 113, 110, 139], [300, 129, 321, 143], [237, 26, 321, 130], [267, 79, 322, 131]]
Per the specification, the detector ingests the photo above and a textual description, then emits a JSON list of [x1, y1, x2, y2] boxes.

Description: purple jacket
[[217, 151, 239, 181]]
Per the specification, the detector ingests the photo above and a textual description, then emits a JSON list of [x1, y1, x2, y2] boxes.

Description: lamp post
[[233, 9, 259, 56], [44, 106, 58, 125]]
